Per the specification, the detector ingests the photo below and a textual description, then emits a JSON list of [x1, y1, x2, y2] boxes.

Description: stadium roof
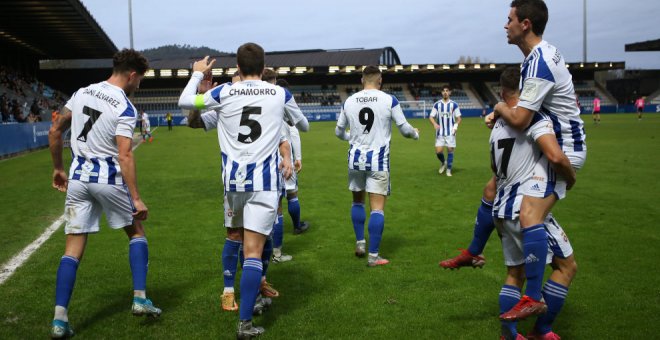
[[147, 47, 402, 69], [0, 0, 117, 59], [625, 39, 660, 52]]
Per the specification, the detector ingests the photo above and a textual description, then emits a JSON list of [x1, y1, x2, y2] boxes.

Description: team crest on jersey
[[230, 169, 253, 186]]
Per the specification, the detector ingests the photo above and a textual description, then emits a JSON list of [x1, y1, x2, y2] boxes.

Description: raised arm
[[178, 56, 216, 110], [48, 107, 72, 192]]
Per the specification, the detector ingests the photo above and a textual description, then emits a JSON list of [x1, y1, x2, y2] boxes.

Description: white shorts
[[143, 123, 151, 133], [64, 180, 134, 234], [495, 212, 573, 267], [348, 169, 390, 196], [435, 134, 456, 148], [285, 170, 298, 192], [524, 151, 585, 200], [225, 191, 278, 235], [223, 195, 233, 228]]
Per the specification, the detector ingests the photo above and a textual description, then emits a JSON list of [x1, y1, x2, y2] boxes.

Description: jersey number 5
[[77, 106, 103, 142], [239, 106, 262, 144], [359, 107, 374, 134]]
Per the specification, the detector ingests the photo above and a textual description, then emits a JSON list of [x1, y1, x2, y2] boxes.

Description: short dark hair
[[112, 49, 148, 75], [363, 65, 381, 77], [499, 67, 521, 93], [237, 43, 265, 77], [442, 85, 451, 91], [262, 68, 277, 83], [276, 79, 290, 89], [510, 0, 548, 36], [362, 65, 382, 84]]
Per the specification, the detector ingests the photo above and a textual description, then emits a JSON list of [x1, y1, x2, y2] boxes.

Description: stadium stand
[[0, 66, 68, 123]]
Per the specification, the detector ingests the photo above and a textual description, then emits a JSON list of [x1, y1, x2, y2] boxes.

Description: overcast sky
[[80, 0, 660, 69]]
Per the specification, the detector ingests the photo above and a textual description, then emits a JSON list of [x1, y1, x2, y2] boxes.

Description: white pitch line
[[0, 131, 154, 285], [0, 215, 66, 285]]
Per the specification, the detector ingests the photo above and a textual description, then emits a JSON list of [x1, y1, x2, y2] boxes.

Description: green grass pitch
[[0, 113, 658, 339]]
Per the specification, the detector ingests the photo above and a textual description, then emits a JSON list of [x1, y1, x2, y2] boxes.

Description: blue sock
[[351, 203, 366, 241], [523, 224, 548, 300], [129, 237, 148, 291], [436, 152, 445, 164], [499, 285, 521, 337], [222, 239, 241, 289], [467, 199, 495, 255], [55, 255, 79, 308], [239, 258, 263, 321], [534, 280, 569, 334], [447, 152, 454, 170], [262, 237, 273, 277], [367, 210, 385, 254], [288, 197, 301, 229], [273, 214, 284, 248]]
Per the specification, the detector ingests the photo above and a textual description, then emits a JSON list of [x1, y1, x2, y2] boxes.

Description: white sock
[[54, 306, 68, 322], [357, 240, 366, 245], [133, 290, 146, 299], [368, 252, 378, 258], [273, 247, 282, 257], [223, 287, 235, 294]]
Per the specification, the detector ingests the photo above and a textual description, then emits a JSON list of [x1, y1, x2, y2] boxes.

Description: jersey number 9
[[359, 107, 374, 134]]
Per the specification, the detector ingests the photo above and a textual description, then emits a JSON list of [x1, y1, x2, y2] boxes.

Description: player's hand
[[493, 102, 508, 118], [451, 126, 458, 135], [198, 73, 217, 94], [279, 159, 293, 180], [433, 124, 440, 130], [565, 168, 577, 191], [132, 198, 149, 221], [294, 159, 302, 173], [52, 169, 68, 192], [485, 112, 497, 129], [192, 56, 216, 74]]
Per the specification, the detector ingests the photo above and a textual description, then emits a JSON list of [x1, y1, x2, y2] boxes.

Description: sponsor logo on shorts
[[530, 184, 541, 191]]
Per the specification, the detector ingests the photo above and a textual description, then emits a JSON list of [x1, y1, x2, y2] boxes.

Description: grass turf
[[0, 114, 658, 339]]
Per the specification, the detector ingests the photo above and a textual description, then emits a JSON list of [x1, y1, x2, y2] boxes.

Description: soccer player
[[178, 43, 309, 338], [166, 112, 173, 131], [429, 85, 462, 176], [335, 65, 419, 267], [488, 0, 587, 320], [187, 70, 283, 311], [491, 67, 577, 340], [592, 96, 601, 125], [262, 72, 309, 265], [141, 110, 153, 142], [635, 96, 645, 120], [47, 49, 160, 338]]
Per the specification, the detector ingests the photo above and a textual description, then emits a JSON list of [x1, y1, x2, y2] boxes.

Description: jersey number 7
[[77, 106, 103, 142]]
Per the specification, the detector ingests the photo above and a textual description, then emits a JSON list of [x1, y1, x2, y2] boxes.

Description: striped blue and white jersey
[[518, 40, 586, 158], [430, 99, 462, 136], [337, 89, 408, 172], [65, 81, 137, 185], [179, 72, 307, 192], [490, 112, 554, 220]]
